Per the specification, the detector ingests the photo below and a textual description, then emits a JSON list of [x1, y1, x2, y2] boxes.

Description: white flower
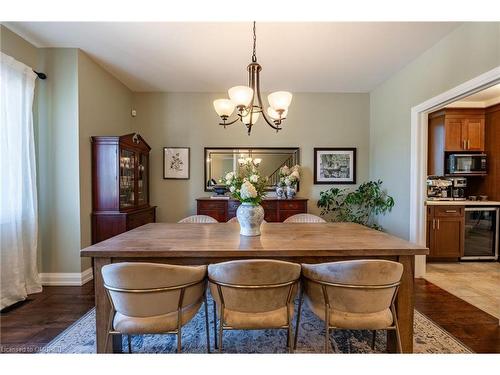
[[291, 164, 300, 173], [280, 165, 290, 175], [229, 186, 236, 193], [284, 177, 291, 186], [249, 174, 259, 183], [225, 172, 234, 181], [291, 170, 300, 181], [245, 157, 253, 164], [240, 181, 257, 199]]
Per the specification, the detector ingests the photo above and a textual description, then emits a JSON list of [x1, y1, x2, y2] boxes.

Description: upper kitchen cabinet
[[442, 109, 485, 151], [428, 108, 485, 175]]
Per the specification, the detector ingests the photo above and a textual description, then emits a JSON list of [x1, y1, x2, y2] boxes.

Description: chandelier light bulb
[[228, 86, 254, 108], [267, 91, 293, 111], [213, 99, 235, 118], [267, 107, 288, 120], [241, 111, 260, 125]]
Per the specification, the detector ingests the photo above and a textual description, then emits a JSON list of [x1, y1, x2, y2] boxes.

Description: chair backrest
[[302, 260, 403, 314], [208, 259, 301, 313], [102, 262, 207, 318], [283, 213, 326, 223], [178, 215, 218, 223], [227, 217, 267, 223]]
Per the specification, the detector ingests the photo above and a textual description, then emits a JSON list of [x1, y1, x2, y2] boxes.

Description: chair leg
[[127, 335, 132, 354], [218, 313, 224, 353], [371, 330, 377, 350], [204, 295, 211, 353], [287, 326, 293, 353], [177, 327, 182, 353], [394, 325, 403, 354], [293, 288, 303, 350], [213, 301, 218, 349], [324, 309, 330, 353]]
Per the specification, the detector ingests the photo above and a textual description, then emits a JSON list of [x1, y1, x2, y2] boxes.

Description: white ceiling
[[5, 22, 460, 93], [446, 83, 500, 108]]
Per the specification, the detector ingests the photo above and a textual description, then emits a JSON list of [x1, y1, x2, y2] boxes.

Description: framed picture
[[163, 147, 190, 179], [314, 148, 356, 184]]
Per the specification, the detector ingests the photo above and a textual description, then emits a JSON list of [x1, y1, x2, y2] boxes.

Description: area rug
[[41, 296, 472, 354]]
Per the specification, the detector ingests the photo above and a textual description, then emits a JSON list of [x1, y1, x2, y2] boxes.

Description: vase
[[236, 202, 265, 236], [286, 185, 296, 199], [276, 186, 285, 199]]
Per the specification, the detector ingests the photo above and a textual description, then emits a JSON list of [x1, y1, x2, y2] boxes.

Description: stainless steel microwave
[[447, 153, 487, 176]]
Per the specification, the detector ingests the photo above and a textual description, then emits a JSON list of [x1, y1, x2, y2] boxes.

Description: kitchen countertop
[[426, 200, 500, 206]]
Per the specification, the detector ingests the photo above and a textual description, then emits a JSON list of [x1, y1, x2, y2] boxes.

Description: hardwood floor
[[0, 282, 94, 353], [415, 279, 500, 353], [1, 279, 499, 353]]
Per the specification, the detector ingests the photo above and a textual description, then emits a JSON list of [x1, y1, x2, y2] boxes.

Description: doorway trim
[[410, 66, 500, 277]]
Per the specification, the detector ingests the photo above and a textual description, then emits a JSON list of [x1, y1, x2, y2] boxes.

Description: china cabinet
[[91, 133, 156, 244]]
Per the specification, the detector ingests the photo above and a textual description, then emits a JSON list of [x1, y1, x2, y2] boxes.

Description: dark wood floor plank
[[414, 279, 500, 353]]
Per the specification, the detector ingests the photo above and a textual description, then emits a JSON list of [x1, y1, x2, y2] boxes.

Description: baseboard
[[39, 268, 93, 286]]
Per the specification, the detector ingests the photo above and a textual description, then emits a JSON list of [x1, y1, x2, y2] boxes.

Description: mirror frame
[[204, 147, 300, 192]]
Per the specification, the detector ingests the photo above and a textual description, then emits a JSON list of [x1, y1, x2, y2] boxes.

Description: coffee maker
[[426, 178, 453, 200], [449, 177, 467, 200]]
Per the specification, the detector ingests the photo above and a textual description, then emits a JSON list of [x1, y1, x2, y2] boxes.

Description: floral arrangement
[[277, 164, 301, 187], [224, 158, 268, 205]]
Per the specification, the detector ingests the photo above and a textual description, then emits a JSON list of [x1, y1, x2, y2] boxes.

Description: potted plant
[[317, 180, 394, 230], [224, 158, 268, 236]]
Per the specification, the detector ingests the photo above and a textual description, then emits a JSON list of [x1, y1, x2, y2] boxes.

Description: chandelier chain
[[252, 21, 257, 63]]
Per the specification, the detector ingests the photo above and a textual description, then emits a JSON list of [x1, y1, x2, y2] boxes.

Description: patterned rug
[[42, 296, 472, 354]]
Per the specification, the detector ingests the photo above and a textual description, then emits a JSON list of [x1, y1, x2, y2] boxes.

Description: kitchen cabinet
[[428, 108, 485, 175], [426, 205, 464, 261]]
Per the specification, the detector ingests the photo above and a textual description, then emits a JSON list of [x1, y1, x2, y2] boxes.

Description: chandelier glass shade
[[213, 22, 292, 135]]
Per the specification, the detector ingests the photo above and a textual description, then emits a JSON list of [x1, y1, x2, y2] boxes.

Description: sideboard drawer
[[197, 200, 227, 210], [279, 200, 307, 211], [434, 206, 464, 218], [198, 210, 226, 223], [261, 200, 278, 210], [196, 197, 308, 223]]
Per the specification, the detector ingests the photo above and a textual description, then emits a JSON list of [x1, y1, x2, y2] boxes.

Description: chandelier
[[213, 22, 293, 136]]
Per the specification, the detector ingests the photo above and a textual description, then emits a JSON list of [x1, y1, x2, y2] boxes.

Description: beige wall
[[370, 22, 500, 239], [132, 92, 370, 222], [37, 48, 82, 273], [77, 50, 134, 271]]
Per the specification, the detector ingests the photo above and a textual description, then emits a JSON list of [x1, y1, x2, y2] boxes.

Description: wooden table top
[[81, 222, 428, 258]]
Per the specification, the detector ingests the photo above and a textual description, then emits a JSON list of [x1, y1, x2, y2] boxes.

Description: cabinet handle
[[462, 140, 466, 149], [467, 139, 470, 149], [437, 219, 440, 230], [432, 219, 435, 230], [445, 210, 457, 213]]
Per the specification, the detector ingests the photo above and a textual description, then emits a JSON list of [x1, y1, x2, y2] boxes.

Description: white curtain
[[0, 52, 41, 309]]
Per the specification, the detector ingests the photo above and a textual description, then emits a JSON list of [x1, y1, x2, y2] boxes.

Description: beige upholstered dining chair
[[283, 213, 326, 223], [178, 215, 218, 223], [227, 217, 267, 223], [208, 259, 301, 353], [101, 262, 210, 353], [295, 260, 403, 353]]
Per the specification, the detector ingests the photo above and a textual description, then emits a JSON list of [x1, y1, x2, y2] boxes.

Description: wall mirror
[[204, 147, 300, 192]]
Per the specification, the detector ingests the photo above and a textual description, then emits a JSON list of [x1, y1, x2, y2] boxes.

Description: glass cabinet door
[[120, 149, 136, 208], [137, 153, 148, 206]]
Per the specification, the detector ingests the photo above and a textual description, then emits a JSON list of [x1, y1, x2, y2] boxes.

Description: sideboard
[[196, 197, 308, 222]]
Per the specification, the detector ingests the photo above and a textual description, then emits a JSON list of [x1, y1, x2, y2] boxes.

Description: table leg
[[94, 257, 122, 353], [387, 255, 414, 353]]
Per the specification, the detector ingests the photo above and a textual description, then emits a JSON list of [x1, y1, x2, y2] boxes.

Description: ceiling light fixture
[[213, 22, 293, 136]]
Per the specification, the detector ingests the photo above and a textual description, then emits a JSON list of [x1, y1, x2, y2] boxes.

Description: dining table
[[80, 222, 428, 353]]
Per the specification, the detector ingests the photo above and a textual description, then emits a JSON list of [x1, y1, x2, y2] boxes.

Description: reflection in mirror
[[204, 148, 300, 191]]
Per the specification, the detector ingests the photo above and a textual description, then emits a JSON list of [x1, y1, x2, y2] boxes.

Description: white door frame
[[410, 66, 500, 278]]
